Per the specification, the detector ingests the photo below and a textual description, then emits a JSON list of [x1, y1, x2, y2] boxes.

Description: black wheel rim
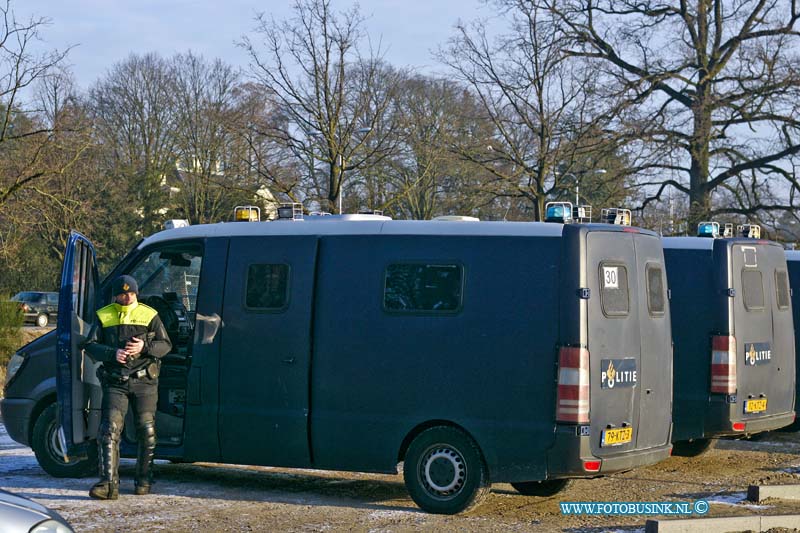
[[419, 444, 467, 500]]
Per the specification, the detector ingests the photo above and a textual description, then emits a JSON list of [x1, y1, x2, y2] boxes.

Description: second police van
[[3, 207, 674, 514], [663, 222, 795, 455]]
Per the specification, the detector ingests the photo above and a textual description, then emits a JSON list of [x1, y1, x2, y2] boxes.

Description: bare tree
[[441, 0, 613, 220], [90, 53, 177, 236], [241, 0, 401, 213], [171, 53, 253, 224], [371, 75, 494, 219], [0, 0, 72, 209], [549, 0, 800, 228]]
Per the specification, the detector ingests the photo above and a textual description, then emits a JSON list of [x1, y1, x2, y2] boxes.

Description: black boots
[[90, 415, 156, 498], [134, 420, 156, 495], [89, 428, 120, 500]]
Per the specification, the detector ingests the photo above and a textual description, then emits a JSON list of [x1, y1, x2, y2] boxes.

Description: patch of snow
[[780, 463, 800, 475], [368, 509, 418, 520], [706, 492, 771, 510]]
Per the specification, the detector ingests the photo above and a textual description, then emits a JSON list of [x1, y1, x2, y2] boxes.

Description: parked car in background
[[10, 292, 58, 328], [0, 488, 74, 532]]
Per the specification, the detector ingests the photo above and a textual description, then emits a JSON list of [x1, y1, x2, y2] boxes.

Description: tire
[[511, 478, 573, 497], [31, 404, 97, 478], [671, 438, 715, 457], [35, 313, 48, 328], [403, 426, 490, 514]]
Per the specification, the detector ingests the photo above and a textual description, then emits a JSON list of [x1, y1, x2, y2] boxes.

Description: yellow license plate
[[602, 427, 633, 446], [744, 398, 767, 413]]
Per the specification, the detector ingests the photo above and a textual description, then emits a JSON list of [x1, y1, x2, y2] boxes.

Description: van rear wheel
[[31, 403, 97, 478], [511, 479, 573, 497], [403, 426, 490, 514], [672, 438, 715, 457]]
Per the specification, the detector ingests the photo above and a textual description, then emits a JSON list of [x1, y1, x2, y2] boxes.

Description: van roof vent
[[432, 215, 480, 221], [164, 219, 190, 230], [277, 203, 304, 221], [601, 207, 631, 226]]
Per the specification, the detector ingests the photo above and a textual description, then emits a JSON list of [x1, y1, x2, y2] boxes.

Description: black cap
[[112, 275, 138, 296]]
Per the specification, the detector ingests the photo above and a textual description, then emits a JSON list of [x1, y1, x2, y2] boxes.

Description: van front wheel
[[403, 426, 490, 514], [511, 479, 573, 497], [31, 403, 97, 478]]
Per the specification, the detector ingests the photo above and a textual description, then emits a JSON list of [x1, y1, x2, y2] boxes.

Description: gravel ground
[[4, 421, 800, 532]]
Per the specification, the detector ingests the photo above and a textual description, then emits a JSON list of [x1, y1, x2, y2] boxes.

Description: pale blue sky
[[14, 0, 495, 89]]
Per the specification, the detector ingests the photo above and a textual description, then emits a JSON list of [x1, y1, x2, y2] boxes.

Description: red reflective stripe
[[710, 363, 736, 376], [710, 336, 736, 393], [559, 347, 589, 368], [712, 335, 734, 351], [557, 347, 590, 423]]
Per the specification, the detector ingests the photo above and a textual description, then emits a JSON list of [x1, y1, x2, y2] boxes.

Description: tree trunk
[[687, 83, 713, 231]]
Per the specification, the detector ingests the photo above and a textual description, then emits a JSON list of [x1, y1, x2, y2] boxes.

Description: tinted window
[[742, 270, 764, 310], [384, 263, 463, 312], [46, 293, 59, 305], [129, 246, 204, 312], [600, 263, 629, 317], [776, 270, 790, 310], [646, 264, 665, 316], [246, 264, 289, 309]]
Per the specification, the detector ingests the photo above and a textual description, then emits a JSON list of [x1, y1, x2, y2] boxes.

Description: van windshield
[[127, 247, 203, 312]]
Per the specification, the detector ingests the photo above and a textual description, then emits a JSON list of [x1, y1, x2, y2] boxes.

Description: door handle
[[282, 357, 296, 364]]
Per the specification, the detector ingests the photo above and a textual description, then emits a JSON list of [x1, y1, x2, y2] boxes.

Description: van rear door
[[56, 231, 101, 456], [731, 243, 795, 419], [586, 231, 641, 455], [633, 234, 672, 449]]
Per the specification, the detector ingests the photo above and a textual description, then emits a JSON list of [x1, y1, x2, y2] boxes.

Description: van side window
[[599, 263, 629, 317], [246, 264, 289, 310], [775, 270, 790, 310], [646, 264, 665, 316], [741, 269, 764, 310], [384, 263, 463, 312]]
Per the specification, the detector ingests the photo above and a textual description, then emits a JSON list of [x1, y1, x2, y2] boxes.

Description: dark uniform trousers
[[99, 372, 159, 489]]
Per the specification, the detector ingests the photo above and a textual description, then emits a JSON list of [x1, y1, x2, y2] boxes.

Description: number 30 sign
[[603, 266, 619, 289]]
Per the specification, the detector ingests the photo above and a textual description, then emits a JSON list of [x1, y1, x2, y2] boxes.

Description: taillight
[[583, 460, 601, 472], [711, 335, 737, 394], [556, 346, 590, 423], [732, 422, 746, 431]]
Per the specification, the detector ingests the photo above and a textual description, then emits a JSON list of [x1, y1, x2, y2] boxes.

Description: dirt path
[[4, 421, 800, 532]]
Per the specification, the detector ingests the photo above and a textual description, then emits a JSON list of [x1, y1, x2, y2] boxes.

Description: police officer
[[85, 275, 171, 500]]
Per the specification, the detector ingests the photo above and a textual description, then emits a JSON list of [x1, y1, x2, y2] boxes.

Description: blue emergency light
[[545, 203, 573, 223], [697, 222, 718, 238]]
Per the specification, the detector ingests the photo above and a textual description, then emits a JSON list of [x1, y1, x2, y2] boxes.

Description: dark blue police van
[[3, 215, 674, 513], [664, 231, 795, 455], [785, 250, 800, 421]]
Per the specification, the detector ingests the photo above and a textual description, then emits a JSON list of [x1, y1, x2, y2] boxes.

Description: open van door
[[55, 231, 101, 457]]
